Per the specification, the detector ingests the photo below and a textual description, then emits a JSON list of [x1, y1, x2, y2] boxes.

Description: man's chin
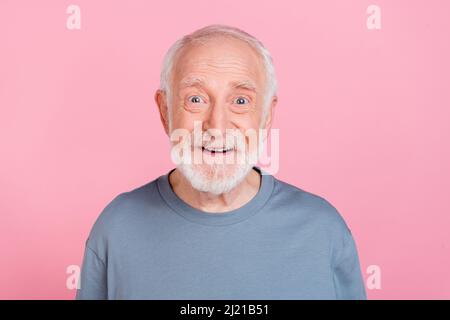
[[177, 162, 254, 194], [192, 163, 240, 179]]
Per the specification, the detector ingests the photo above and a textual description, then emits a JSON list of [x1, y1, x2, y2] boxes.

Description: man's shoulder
[[271, 177, 352, 235], [101, 177, 160, 217], [84, 176, 162, 248]]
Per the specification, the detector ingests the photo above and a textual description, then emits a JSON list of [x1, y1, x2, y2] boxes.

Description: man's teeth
[[202, 146, 234, 153]]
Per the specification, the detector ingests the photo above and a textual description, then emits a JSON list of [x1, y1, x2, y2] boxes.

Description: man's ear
[[263, 95, 278, 131], [154, 89, 170, 136]]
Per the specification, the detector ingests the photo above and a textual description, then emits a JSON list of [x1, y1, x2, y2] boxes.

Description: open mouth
[[202, 146, 234, 154]]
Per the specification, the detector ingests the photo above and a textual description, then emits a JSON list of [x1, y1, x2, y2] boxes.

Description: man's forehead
[[173, 38, 265, 87]]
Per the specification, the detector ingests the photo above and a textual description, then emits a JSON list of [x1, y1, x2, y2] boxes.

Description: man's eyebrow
[[179, 77, 206, 88], [230, 80, 258, 93], [179, 77, 258, 93]]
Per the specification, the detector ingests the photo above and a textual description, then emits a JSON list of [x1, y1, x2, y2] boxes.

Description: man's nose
[[203, 102, 229, 133]]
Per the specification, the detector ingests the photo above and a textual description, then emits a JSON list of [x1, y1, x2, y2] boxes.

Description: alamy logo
[[366, 5, 381, 30], [66, 5, 81, 30], [66, 264, 80, 290], [366, 264, 382, 290], [169, 121, 280, 175]]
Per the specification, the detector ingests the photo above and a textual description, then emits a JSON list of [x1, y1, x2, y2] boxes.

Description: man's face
[[163, 37, 273, 194]]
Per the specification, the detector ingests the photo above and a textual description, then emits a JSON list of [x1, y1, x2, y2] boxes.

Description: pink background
[[1, 0, 449, 299]]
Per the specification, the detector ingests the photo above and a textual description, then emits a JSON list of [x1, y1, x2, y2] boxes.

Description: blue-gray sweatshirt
[[76, 167, 367, 299]]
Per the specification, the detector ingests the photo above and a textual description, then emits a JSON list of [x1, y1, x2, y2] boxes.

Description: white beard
[[170, 127, 265, 195], [177, 160, 255, 195]]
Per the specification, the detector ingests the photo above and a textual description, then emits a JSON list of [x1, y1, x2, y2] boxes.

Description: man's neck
[[168, 167, 261, 213]]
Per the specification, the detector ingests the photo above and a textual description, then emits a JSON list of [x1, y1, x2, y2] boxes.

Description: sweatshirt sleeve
[[75, 244, 107, 300], [75, 194, 125, 300], [332, 230, 367, 300]]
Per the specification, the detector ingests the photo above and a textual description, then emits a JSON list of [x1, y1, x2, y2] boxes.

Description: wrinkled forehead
[[172, 37, 266, 90]]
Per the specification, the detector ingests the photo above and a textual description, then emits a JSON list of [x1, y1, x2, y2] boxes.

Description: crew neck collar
[[156, 166, 274, 226]]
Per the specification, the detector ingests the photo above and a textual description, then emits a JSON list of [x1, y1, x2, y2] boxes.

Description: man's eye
[[234, 97, 249, 105], [188, 95, 204, 103]]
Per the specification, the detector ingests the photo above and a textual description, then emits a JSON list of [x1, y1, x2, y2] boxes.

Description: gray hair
[[159, 24, 278, 124]]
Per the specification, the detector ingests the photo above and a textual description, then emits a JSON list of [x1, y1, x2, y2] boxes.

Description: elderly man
[[76, 24, 367, 300]]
